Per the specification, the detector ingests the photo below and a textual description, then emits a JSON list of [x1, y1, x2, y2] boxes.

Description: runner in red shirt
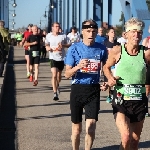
[[21, 24, 33, 78]]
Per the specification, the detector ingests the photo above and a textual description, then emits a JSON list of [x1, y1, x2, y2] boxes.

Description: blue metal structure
[[48, 0, 103, 33], [0, 0, 9, 28], [48, 0, 150, 38], [118, 0, 150, 38]]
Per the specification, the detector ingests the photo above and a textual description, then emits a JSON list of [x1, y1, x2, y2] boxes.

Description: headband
[[126, 25, 143, 32], [82, 24, 98, 30]]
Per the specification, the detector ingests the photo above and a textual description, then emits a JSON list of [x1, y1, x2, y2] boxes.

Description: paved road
[[0, 46, 150, 150]]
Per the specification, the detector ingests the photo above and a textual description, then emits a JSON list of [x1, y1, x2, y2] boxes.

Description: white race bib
[[123, 84, 143, 100], [32, 51, 39, 57], [80, 59, 100, 74]]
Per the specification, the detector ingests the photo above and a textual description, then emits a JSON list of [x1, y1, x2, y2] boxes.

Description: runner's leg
[[130, 120, 144, 150], [85, 119, 96, 150], [71, 123, 82, 150]]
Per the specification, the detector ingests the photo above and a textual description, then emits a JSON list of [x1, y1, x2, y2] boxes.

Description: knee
[[121, 131, 130, 146], [72, 126, 82, 136]]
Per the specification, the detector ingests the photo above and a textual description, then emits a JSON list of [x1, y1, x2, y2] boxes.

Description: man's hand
[[45, 45, 53, 52], [57, 42, 62, 50], [77, 59, 90, 69], [100, 82, 108, 91], [107, 76, 120, 87]]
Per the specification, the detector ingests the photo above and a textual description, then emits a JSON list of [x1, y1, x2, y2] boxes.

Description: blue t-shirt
[[95, 35, 107, 44], [65, 42, 107, 84]]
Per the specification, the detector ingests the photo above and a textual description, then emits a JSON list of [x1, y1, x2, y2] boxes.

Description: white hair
[[125, 17, 145, 30]]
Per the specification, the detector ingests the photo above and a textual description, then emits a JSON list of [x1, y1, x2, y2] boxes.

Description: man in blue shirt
[[95, 27, 107, 44], [64, 19, 107, 150]]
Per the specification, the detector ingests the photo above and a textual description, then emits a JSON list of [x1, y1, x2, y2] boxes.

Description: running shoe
[[33, 80, 38, 86], [27, 72, 30, 78], [29, 75, 33, 82], [53, 92, 59, 101], [106, 96, 112, 103]]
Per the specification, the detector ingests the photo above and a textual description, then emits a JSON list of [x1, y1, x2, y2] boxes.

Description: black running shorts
[[49, 59, 64, 71], [25, 50, 29, 55], [146, 65, 150, 85], [29, 52, 40, 65], [112, 89, 148, 123], [70, 84, 100, 124]]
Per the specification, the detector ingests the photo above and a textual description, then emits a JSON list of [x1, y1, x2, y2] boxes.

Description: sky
[[10, 0, 122, 29]]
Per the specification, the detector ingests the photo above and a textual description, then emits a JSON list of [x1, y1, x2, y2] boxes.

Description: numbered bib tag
[[80, 59, 100, 74], [32, 51, 39, 57], [123, 84, 142, 100]]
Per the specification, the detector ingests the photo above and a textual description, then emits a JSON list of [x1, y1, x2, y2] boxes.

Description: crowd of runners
[[17, 17, 150, 150]]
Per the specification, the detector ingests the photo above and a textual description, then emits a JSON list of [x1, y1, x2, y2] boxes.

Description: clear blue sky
[[10, 0, 122, 29], [9, 0, 50, 29]]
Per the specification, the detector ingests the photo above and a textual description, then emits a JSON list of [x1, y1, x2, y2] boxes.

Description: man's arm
[[24, 36, 37, 47], [103, 46, 120, 79], [144, 48, 150, 65], [64, 65, 80, 79], [100, 46, 108, 73], [64, 46, 89, 79], [24, 41, 37, 46]]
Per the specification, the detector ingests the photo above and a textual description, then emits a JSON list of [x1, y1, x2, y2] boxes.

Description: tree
[[115, 25, 124, 37], [146, 0, 150, 11], [119, 11, 124, 23]]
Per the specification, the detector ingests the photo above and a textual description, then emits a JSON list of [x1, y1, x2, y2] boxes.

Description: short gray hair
[[125, 17, 145, 31]]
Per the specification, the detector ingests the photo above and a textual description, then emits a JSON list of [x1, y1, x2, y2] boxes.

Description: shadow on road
[[16, 113, 71, 121], [17, 101, 70, 109], [92, 145, 119, 150], [92, 140, 150, 150], [0, 47, 17, 150]]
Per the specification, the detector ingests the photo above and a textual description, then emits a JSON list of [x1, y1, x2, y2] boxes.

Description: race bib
[[32, 51, 39, 57], [80, 59, 100, 74], [123, 84, 143, 100]]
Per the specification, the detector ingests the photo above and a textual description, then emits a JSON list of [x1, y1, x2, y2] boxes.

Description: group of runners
[[19, 17, 150, 150]]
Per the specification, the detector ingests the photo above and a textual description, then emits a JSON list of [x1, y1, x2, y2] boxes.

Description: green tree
[[119, 11, 124, 23], [146, 0, 150, 11], [115, 25, 123, 37]]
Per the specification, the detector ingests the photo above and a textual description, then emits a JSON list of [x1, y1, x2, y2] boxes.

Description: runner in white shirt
[[67, 27, 80, 44], [45, 22, 70, 100], [117, 31, 127, 45]]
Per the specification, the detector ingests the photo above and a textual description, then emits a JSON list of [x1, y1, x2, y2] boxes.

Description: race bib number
[[32, 51, 39, 57], [80, 59, 100, 74], [123, 84, 142, 100]]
